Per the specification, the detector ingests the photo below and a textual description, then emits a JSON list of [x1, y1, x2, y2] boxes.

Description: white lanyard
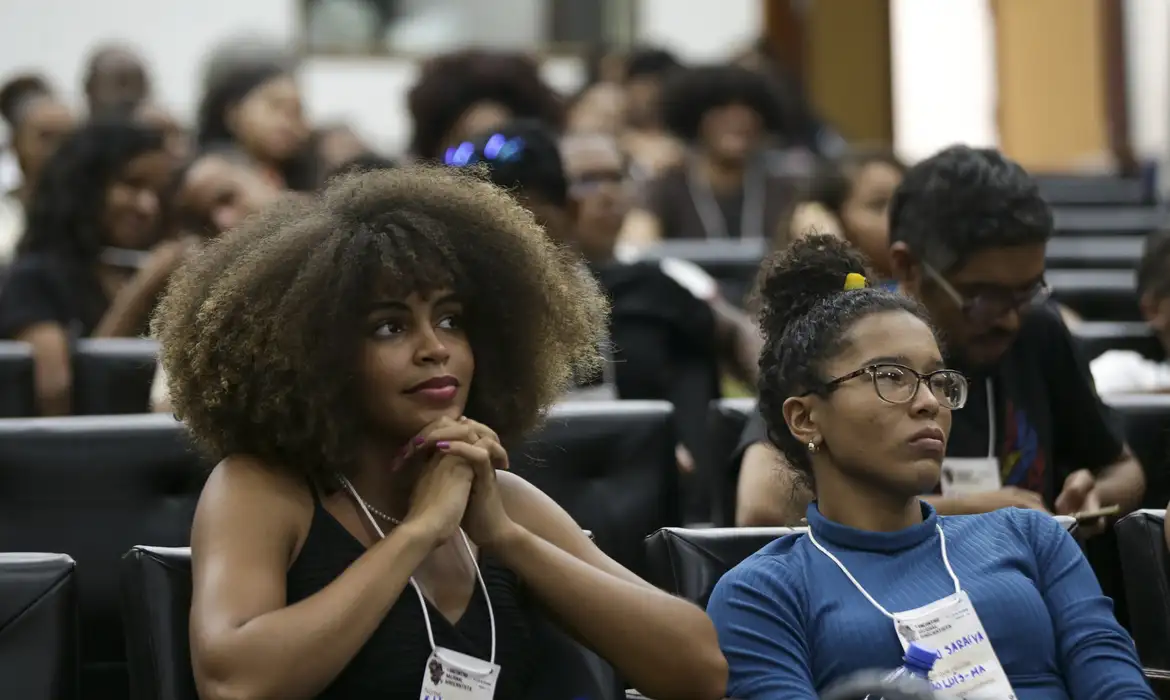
[[337, 475, 497, 665], [686, 156, 766, 240], [806, 523, 962, 619], [983, 378, 995, 459]]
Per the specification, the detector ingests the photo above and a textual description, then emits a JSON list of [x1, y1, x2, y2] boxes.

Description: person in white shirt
[[1090, 230, 1170, 394]]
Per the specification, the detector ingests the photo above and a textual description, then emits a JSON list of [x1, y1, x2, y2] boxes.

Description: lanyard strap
[[338, 475, 497, 668], [984, 378, 996, 459], [686, 157, 766, 240], [806, 523, 961, 620]]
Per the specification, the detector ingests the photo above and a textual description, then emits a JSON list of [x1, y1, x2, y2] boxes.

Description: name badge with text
[[940, 457, 1001, 497], [893, 591, 1015, 699], [420, 647, 500, 700]]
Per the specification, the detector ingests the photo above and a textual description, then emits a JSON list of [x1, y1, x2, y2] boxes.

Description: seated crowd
[[1, 38, 1168, 700]]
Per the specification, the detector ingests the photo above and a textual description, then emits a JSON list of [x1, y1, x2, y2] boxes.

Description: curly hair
[[407, 50, 565, 160], [889, 145, 1052, 273], [756, 235, 931, 485], [660, 64, 793, 144], [153, 165, 608, 482], [20, 119, 164, 261]]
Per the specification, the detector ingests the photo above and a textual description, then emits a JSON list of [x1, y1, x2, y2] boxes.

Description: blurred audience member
[[328, 152, 397, 179], [84, 44, 151, 116], [134, 102, 190, 159], [0, 120, 180, 414], [567, 82, 626, 137], [619, 47, 685, 179], [733, 146, 1145, 528], [316, 123, 370, 175], [0, 74, 75, 262], [623, 65, 797, 247], [407, 50, 564, 162], [1090, 230, 1170, 394], [196, 59, 316, 191], [796, 150, 906, 277]]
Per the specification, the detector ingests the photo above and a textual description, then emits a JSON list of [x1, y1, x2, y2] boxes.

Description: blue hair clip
[[443, 134, 526, 167]]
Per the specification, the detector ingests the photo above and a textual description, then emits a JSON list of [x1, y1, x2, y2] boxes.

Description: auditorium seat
[[1035, 174, 1152, 207], [645, 520, 1078, 609], [1047, 269, 1138, 321], [0, 415, 209, 698], [1046, 236, 1143, 270], [0, 341, 34, 417], [121, 546, 623, 700], [1106, 395, 1170, 510], [71, 339, 159, 415], [1074, 322, 1162, 363], [1052, 206, 1169, 237], [0, 553, 79, 700], [706, 398, 755, 527], [637, 239, 765, 307], [511, 400, 679, 579], [1115, 510, 1170, 671]]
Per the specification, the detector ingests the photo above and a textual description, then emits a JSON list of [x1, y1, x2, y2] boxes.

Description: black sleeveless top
[[286, 493, 540, 699]]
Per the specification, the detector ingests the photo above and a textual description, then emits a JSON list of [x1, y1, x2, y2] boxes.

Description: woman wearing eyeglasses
[[707, 234, 1153, 699]]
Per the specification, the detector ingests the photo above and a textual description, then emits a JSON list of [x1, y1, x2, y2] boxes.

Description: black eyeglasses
[[444, 133, 526, 167], [924, 265, 1049, 326], [820, 363, 969, 409]]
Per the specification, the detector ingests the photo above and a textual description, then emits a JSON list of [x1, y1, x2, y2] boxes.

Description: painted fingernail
[[413, 436, 425, 446], [437, 441, 450, 450]]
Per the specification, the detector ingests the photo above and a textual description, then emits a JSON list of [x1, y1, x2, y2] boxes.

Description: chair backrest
[[0, 415, 209, 697], [1107, 395, 1170, 509], [1047, 269, 1138, 321], [1046, 236, 1144, 270], [1036, 175, 1151, 207], [0, 553, 79, 700], [121, 546, 624, 700], [1115, 509, 1170, 670], [0, 341, 34, 417], [1074, 321, 1162, 362], [512, 400, 679, 579], [645, 526, 804, 607], [71, 339, 159, 415], [1052, 206, 1169, 237], [706, 398, 755, 527]]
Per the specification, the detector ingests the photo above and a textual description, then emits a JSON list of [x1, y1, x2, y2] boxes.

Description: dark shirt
[[735, 304, 1126, 507], [644, 164, 796, 242], [0, 253, 106, 339]]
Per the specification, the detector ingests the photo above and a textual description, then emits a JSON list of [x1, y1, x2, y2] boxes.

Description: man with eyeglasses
[[735, 145, 1145, 530]]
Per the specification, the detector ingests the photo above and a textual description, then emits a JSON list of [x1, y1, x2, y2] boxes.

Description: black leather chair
[[0, 341, 34, 417], [647, 518, 1079, 609], [511, 400, 680, 579], [1107, 395, 1170, 510], [121, 546, 623, 700], [638, 239, 765, 307], [645, 526, 803, 606], [1074, 321, 1162, 362], [707, 398, 755, 527], [1046, 236, 1144, 270], [1048, 269, 1138, 321], [0, 415, 209, 699], [0, 553, 79, 700], [1036, 175, 1152, 207], [72, 339, 159, 415], [1052, 206, 1169, 237], [1115, 510, 1170, 671]]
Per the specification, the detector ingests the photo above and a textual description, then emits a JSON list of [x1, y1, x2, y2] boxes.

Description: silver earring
[[807, 440, 818, 453]]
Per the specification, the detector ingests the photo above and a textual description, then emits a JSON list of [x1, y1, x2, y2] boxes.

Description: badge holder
[[340, 475, 501, 700], [808, 523, 1016, 699]]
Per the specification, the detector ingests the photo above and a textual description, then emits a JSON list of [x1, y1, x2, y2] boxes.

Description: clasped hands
[[396, 415, 520, 549]]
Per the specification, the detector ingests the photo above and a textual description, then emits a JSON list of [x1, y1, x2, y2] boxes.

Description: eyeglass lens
[[871, 364, 968, 409]]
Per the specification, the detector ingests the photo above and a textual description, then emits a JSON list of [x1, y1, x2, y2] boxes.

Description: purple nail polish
[[413, 436, 425, 446], [437, 441, 450, 450]]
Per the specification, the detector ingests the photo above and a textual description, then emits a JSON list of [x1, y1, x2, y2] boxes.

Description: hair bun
[[755, 234, 873, 345]]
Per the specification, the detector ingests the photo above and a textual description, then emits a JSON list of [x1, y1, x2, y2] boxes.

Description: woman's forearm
[[195, 521, 438, 700], [490, 525, 728, 700]]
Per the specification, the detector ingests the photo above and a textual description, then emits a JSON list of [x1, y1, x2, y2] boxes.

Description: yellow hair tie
[[843, 272, 868, 290]]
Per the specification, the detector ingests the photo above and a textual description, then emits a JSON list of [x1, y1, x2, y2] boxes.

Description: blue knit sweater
[[707, 502, 1154, 699]]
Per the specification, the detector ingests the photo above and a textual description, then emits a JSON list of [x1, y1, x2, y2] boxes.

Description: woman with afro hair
[[622, 64, 802, 248], [407, 49, 565, 162], [164, 166, 728, 700]]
